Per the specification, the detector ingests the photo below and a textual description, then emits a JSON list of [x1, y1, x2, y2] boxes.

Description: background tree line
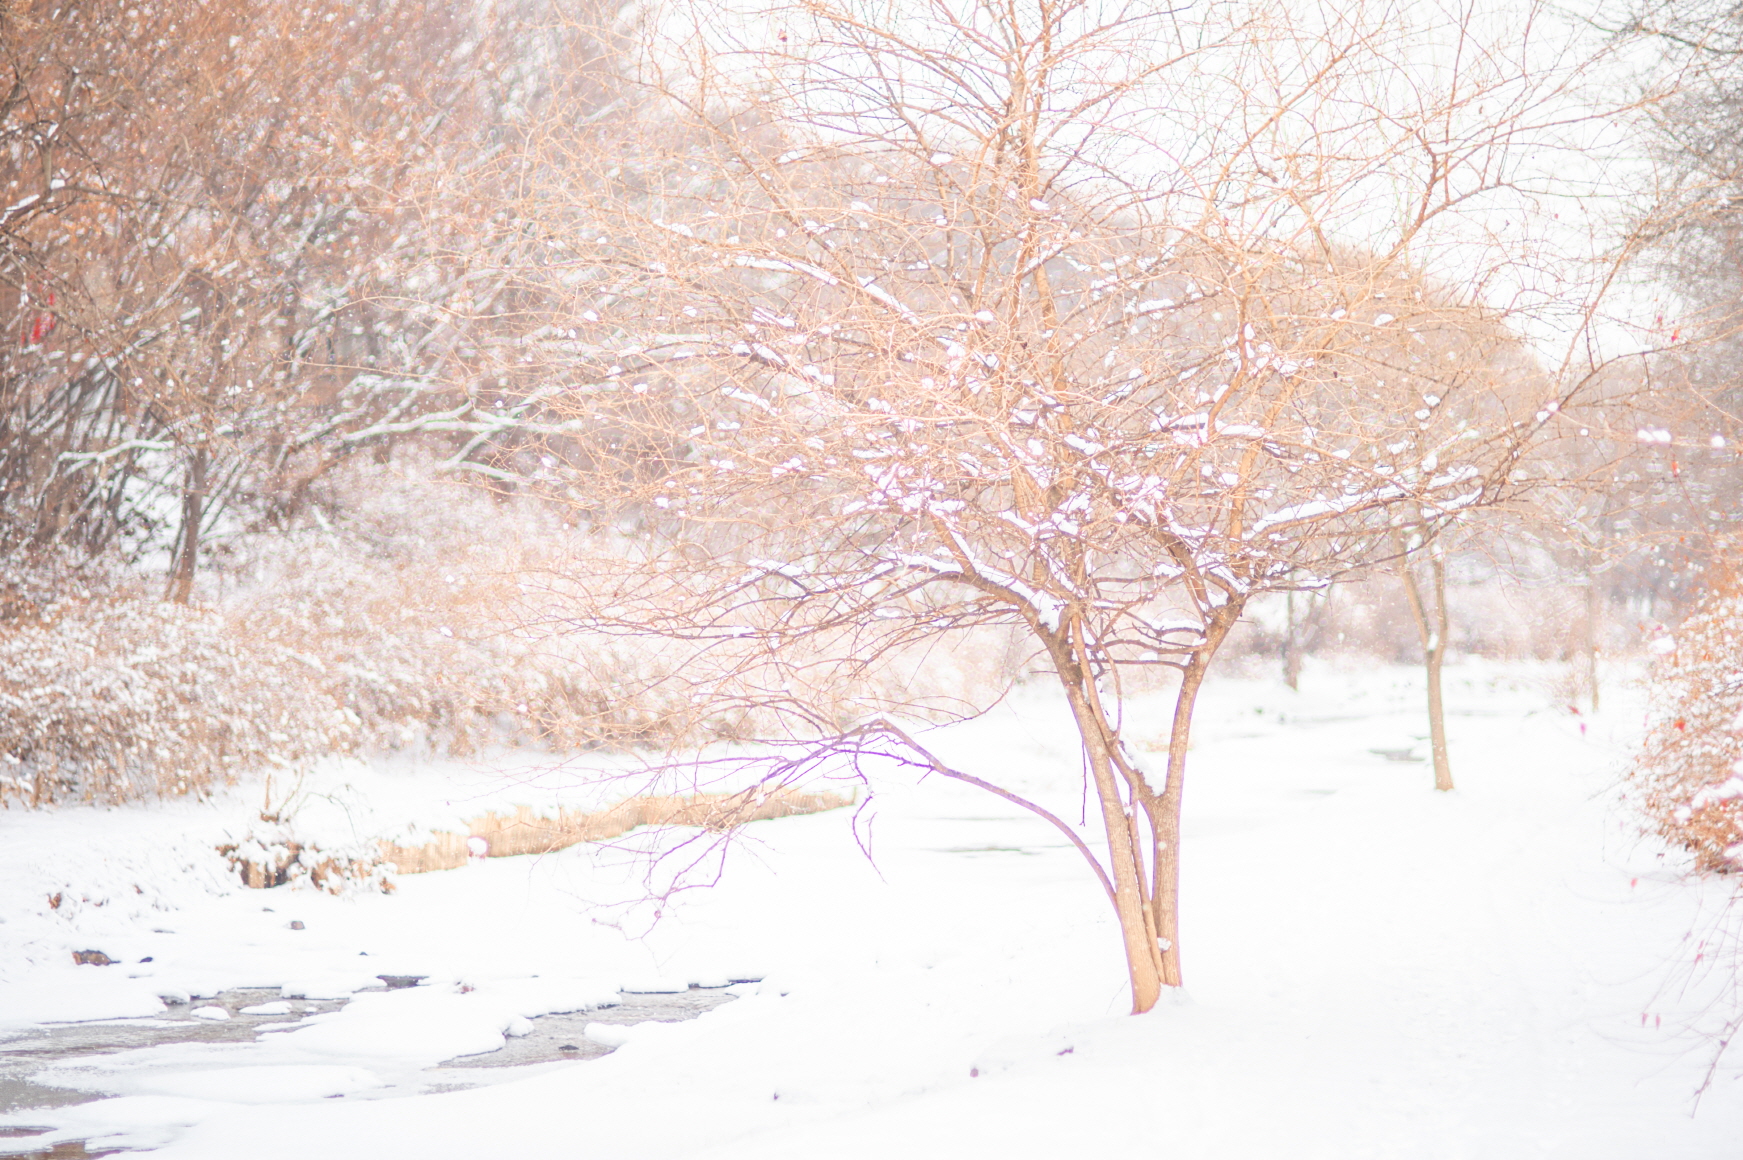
[[0, 0, 611, 602]]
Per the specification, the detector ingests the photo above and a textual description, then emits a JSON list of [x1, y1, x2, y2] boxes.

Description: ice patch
[[281, 973, 379, 1000], [583, 1022, 635, 1048], [618, 977, 689, 994], [0, 974, 167, 1028], [45, 1064, 386, 1105]]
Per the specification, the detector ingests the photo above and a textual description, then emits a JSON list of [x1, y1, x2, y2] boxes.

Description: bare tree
[[507, 0, 1646, 1011], [1280, 585, 1334, 691], [1393, 524, 1455, 789], [0, 0, 608, 596]]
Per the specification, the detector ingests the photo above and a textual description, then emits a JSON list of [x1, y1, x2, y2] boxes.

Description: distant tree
[[1280, 586, 1331, 692], [1596, 0, 1743, 588]]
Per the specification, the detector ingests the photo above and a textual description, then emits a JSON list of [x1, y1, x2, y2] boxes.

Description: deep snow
[[2, 661, 1740, 1158]]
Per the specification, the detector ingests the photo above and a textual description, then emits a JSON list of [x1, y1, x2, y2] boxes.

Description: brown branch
[[858, 719, 1118, 909]]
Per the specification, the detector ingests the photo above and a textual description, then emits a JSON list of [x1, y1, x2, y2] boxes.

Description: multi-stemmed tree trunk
[[1037, 600, 1243, 1004]]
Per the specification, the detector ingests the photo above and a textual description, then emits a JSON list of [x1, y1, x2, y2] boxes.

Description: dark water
[[431, 985, 738, 1075], [0, 989, 350, 1116], [0, 984, 739, 1156]]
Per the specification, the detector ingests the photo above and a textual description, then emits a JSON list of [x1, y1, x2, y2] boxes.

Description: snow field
[[0, 661, 1739, 1157]]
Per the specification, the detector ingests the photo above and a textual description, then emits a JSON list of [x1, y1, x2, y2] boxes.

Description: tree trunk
[[1585, 570, 1601, 713], [1058, 678, 1163, 1014], [1145, 604, 1242, 990], [1040, 613, 1168, 1015], [166, 448, 207, 604], [1426, 556, 1452, 792], [1398, 541, 1453, 792], [1151, 660, 1205, 988], [1283, 590, 1301, 691]]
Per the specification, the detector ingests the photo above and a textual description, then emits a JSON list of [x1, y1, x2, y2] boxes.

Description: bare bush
[[1623, 571, 1743, 1099]]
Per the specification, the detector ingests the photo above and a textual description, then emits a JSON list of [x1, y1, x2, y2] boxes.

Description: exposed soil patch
[[0, 1129, 120, 1159]]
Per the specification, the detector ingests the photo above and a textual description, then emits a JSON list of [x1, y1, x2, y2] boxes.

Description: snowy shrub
[[223, 479, 716, 754], [0, 459, 1017, 811], [214, 768, 399, 894], [1631, 585, 1743, 872], [224, 460, 1017, 756], [218, 824, 395, 894], [0, 587, 352, 808]]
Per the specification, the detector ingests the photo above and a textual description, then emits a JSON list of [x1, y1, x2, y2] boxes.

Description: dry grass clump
[[381, 786, 856, 874], [1631, 584, 1743, 873]]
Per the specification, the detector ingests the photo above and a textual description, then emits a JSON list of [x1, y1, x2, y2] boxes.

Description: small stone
[[190, 1005, 231, 1021], [376, 975, 426, 990], [558, 1044, 579, 1052], [287, 920, 305, 930], [71, 950, 113, 966]]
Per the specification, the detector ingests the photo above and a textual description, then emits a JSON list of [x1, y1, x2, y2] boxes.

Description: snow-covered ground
[[2, 660, 1740, 1158]]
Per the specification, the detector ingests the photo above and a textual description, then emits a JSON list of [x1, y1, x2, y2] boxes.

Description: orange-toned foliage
[[1633, 582, 1743, 872]]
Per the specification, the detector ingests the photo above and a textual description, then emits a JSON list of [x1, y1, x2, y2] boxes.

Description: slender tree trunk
[[1151, 660, 1206, 988], [166, 448, 207, 604], [1398, 541, 1453, 792], [1585, 570, 1601, 713], [1061, 679, 1163, 1013], [1283, 590, 1301, 691], [1041, 614, 1165, 1014], [1145, 604, 1242, 990], [1424, 583, 1452, 791]]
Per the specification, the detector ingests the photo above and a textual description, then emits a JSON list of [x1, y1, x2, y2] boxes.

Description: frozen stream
[[0, 991, 351, 1118], [0, 984, 737, 1156]]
